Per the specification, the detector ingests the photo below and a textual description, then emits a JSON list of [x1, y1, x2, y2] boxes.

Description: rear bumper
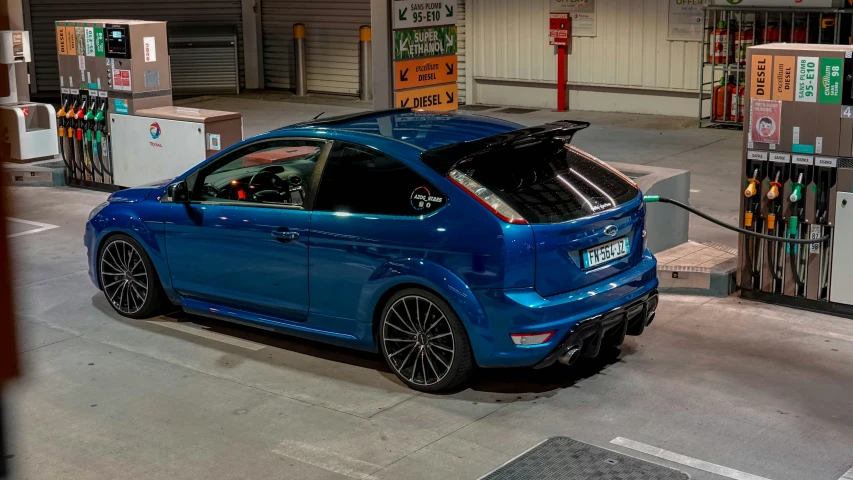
[[533, 289, 658, 369], [468, 252, 658, 368]]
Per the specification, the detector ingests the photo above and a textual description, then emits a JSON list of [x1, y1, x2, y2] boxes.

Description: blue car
[[85, 109, 658, 392]]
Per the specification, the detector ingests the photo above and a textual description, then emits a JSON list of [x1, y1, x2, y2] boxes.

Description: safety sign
[[393, 0, 457, 30], [394, 26, 457, 60], [395, 55, 457, 90], [395, 83, 458, 111]]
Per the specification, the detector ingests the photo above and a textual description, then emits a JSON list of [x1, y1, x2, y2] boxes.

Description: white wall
[[469, 0, 703, 116]]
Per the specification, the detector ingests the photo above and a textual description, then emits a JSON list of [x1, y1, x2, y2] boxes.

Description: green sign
[[819, 57, 843, 104], [95, 28, 105, 57], [394, 26, 457, 60]]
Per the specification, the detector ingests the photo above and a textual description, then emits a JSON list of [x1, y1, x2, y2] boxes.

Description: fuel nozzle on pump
[[56, 97, 71, 178], [74, 97, 89, 181], [745, 169, 760, 199], [64, 98, 79, 180]]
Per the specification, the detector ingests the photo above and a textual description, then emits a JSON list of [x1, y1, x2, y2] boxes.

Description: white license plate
[[582, 237, 630, 269]]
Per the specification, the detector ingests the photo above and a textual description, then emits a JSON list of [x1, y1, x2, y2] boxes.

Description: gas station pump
[[783, 155, 812, 297], [741, 151, 768, 291], [762, 154, 791, 294]]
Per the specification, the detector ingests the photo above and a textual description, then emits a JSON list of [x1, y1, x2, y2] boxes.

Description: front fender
[[86, 204, 173, 300], [357, 258, 494, 364]]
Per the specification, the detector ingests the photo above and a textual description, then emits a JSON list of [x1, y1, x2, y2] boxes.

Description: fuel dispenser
[[732, 43, 853, 315], [54, 20, 171, 188]]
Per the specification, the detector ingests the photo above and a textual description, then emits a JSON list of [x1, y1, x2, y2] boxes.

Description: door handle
[[271, 230, 299, 242]]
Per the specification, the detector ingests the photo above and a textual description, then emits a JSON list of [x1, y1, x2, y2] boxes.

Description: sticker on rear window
[[410, 186, 444, 211]]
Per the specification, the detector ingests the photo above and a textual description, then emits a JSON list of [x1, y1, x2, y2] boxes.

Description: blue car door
[[308, 141, 450, 331], [163, 138, 331, 321]]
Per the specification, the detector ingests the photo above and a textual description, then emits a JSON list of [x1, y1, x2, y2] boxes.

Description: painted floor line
[[611, 437, 773, 480], [272, 439, 381, 479], [839, 465, 853, 480], [146, 319, 267, 351], [6, 217, 60, 238]]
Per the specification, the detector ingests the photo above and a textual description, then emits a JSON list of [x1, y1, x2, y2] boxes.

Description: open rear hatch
[[422, 121, 644, 297]]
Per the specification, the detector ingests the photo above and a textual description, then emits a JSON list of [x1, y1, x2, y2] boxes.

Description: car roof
[[281, 109, 523, 151]]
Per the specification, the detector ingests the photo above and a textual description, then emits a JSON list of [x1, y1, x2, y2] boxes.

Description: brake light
[[447, 169, 528, 225], [510, 331, 555, 346]]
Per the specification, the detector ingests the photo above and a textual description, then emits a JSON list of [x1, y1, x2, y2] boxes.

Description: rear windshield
[[453, 141, 638, 224]]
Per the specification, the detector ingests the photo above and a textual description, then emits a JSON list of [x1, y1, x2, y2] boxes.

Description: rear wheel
[[99, 234, 168, 319], [379, 289, 474, 392]]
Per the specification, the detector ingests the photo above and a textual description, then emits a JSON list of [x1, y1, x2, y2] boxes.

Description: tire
[[98, 234, 168, 319], [378, 288, 474, 392]]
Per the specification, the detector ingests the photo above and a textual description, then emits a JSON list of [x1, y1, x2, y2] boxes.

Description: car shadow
[[93, 293, 636, 399]]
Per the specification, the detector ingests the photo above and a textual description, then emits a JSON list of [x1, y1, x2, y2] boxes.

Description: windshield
[[452, 141, 638, 224]]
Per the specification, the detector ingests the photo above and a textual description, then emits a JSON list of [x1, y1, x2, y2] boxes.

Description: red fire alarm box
[[549, 13, 570, 47]]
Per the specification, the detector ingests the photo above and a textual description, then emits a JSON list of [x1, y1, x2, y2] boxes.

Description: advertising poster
[[668, 0, 705, 42], [551, 0, 596, 37], [750, 99, 782, 144]]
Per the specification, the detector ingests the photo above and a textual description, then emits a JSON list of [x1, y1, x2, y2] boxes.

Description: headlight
[[89, 202, 109, 221]]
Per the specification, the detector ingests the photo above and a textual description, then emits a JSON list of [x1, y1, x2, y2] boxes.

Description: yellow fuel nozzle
[[745, 211, 754, 227], [745, 179, 759, 198], [767, 171, 782, 200], [767, 213, 776, 230]]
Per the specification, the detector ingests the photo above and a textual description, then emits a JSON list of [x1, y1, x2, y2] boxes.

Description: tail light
[[510, 331, 555, 346], [448, 169, 528, 225]]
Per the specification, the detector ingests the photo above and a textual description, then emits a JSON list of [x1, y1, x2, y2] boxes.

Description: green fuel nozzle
[[643, 195, 660, 203], [789, 173, 805, 203]]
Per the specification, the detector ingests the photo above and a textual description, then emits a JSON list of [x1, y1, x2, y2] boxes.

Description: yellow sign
[[750, 54, 772, 100], [56, 25, 67, 55], [65, 26, 77, 55], [395, 83, 458, 111], [773, 55, 795, 102], [395, 55, 458, 90]]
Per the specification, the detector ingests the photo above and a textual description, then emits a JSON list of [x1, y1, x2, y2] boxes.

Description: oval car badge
[[603, 225, 618, 237]]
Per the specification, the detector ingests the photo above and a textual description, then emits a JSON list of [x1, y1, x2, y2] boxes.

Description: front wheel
[[99, 234, 168, 319], [379, 289, 474, 392]]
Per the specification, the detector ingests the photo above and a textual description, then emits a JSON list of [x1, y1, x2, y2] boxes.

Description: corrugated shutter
[[262, 0, 370, 95], [170, 28, 240, 95], [26, 0, 244, 94], [457, 0, 466, 104]]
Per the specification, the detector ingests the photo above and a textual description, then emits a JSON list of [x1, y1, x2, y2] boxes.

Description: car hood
[[108, 179, 172, 203]]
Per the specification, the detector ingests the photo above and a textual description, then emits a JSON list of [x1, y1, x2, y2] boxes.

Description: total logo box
[[744, 44, 853, 157], [110, 106, 242, 188]]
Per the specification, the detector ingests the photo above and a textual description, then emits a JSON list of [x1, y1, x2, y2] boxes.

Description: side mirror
[[167, 181, 189, 203]]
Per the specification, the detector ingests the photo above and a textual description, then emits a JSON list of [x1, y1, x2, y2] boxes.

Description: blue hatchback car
[[85, 109, 658, 392]]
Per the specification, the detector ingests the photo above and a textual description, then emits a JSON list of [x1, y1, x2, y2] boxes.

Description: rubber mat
[[481, 437, 690, 480]]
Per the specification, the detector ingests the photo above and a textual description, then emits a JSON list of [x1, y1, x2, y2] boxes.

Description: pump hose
[[643, 196, 832, 244]]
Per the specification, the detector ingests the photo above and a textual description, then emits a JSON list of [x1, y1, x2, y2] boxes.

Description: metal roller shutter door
[[457, 0, 466, 104], [25, 0, 244, 94], [262, 0, 370, 95]]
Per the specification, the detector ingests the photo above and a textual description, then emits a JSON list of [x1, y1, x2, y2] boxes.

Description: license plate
[[582, 237, 630, 269]]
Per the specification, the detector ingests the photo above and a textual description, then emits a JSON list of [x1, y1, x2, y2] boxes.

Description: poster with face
[[750, 99, 782, 144]]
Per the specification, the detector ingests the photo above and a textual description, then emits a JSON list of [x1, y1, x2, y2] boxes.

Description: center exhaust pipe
[[558, 345, 582, 366]]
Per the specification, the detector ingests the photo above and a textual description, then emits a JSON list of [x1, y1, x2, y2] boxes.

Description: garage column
[[0, 0, 28, 102], [370, 0, 392, 109]]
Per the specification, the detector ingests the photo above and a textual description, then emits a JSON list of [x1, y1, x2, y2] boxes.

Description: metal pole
[[293, 23, 307, 96], [359, 25, 373, 102]]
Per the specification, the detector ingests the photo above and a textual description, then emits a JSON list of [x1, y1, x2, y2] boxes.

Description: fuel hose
[[643, 195, 832, 244]]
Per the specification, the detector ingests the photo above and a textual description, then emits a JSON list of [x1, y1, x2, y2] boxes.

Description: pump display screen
[[105, 25, 130, 58]]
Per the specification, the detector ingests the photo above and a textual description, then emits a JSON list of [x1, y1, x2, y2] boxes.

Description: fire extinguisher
[[714, 76, 734, 122]]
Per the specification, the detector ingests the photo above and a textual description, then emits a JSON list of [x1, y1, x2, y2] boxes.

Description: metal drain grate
[[459, 105, 497, 111], [482, 437, 690, 480], [493, 107, 538, 114]]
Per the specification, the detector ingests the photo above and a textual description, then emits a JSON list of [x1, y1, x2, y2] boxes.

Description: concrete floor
[[4, 101, 853, 479]]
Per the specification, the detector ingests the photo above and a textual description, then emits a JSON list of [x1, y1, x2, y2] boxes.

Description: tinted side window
[[314, 143, 446, 216], [191, 139, 325, 207]]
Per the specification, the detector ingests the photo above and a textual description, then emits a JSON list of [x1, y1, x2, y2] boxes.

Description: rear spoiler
[[421, 120, 590, 175]]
